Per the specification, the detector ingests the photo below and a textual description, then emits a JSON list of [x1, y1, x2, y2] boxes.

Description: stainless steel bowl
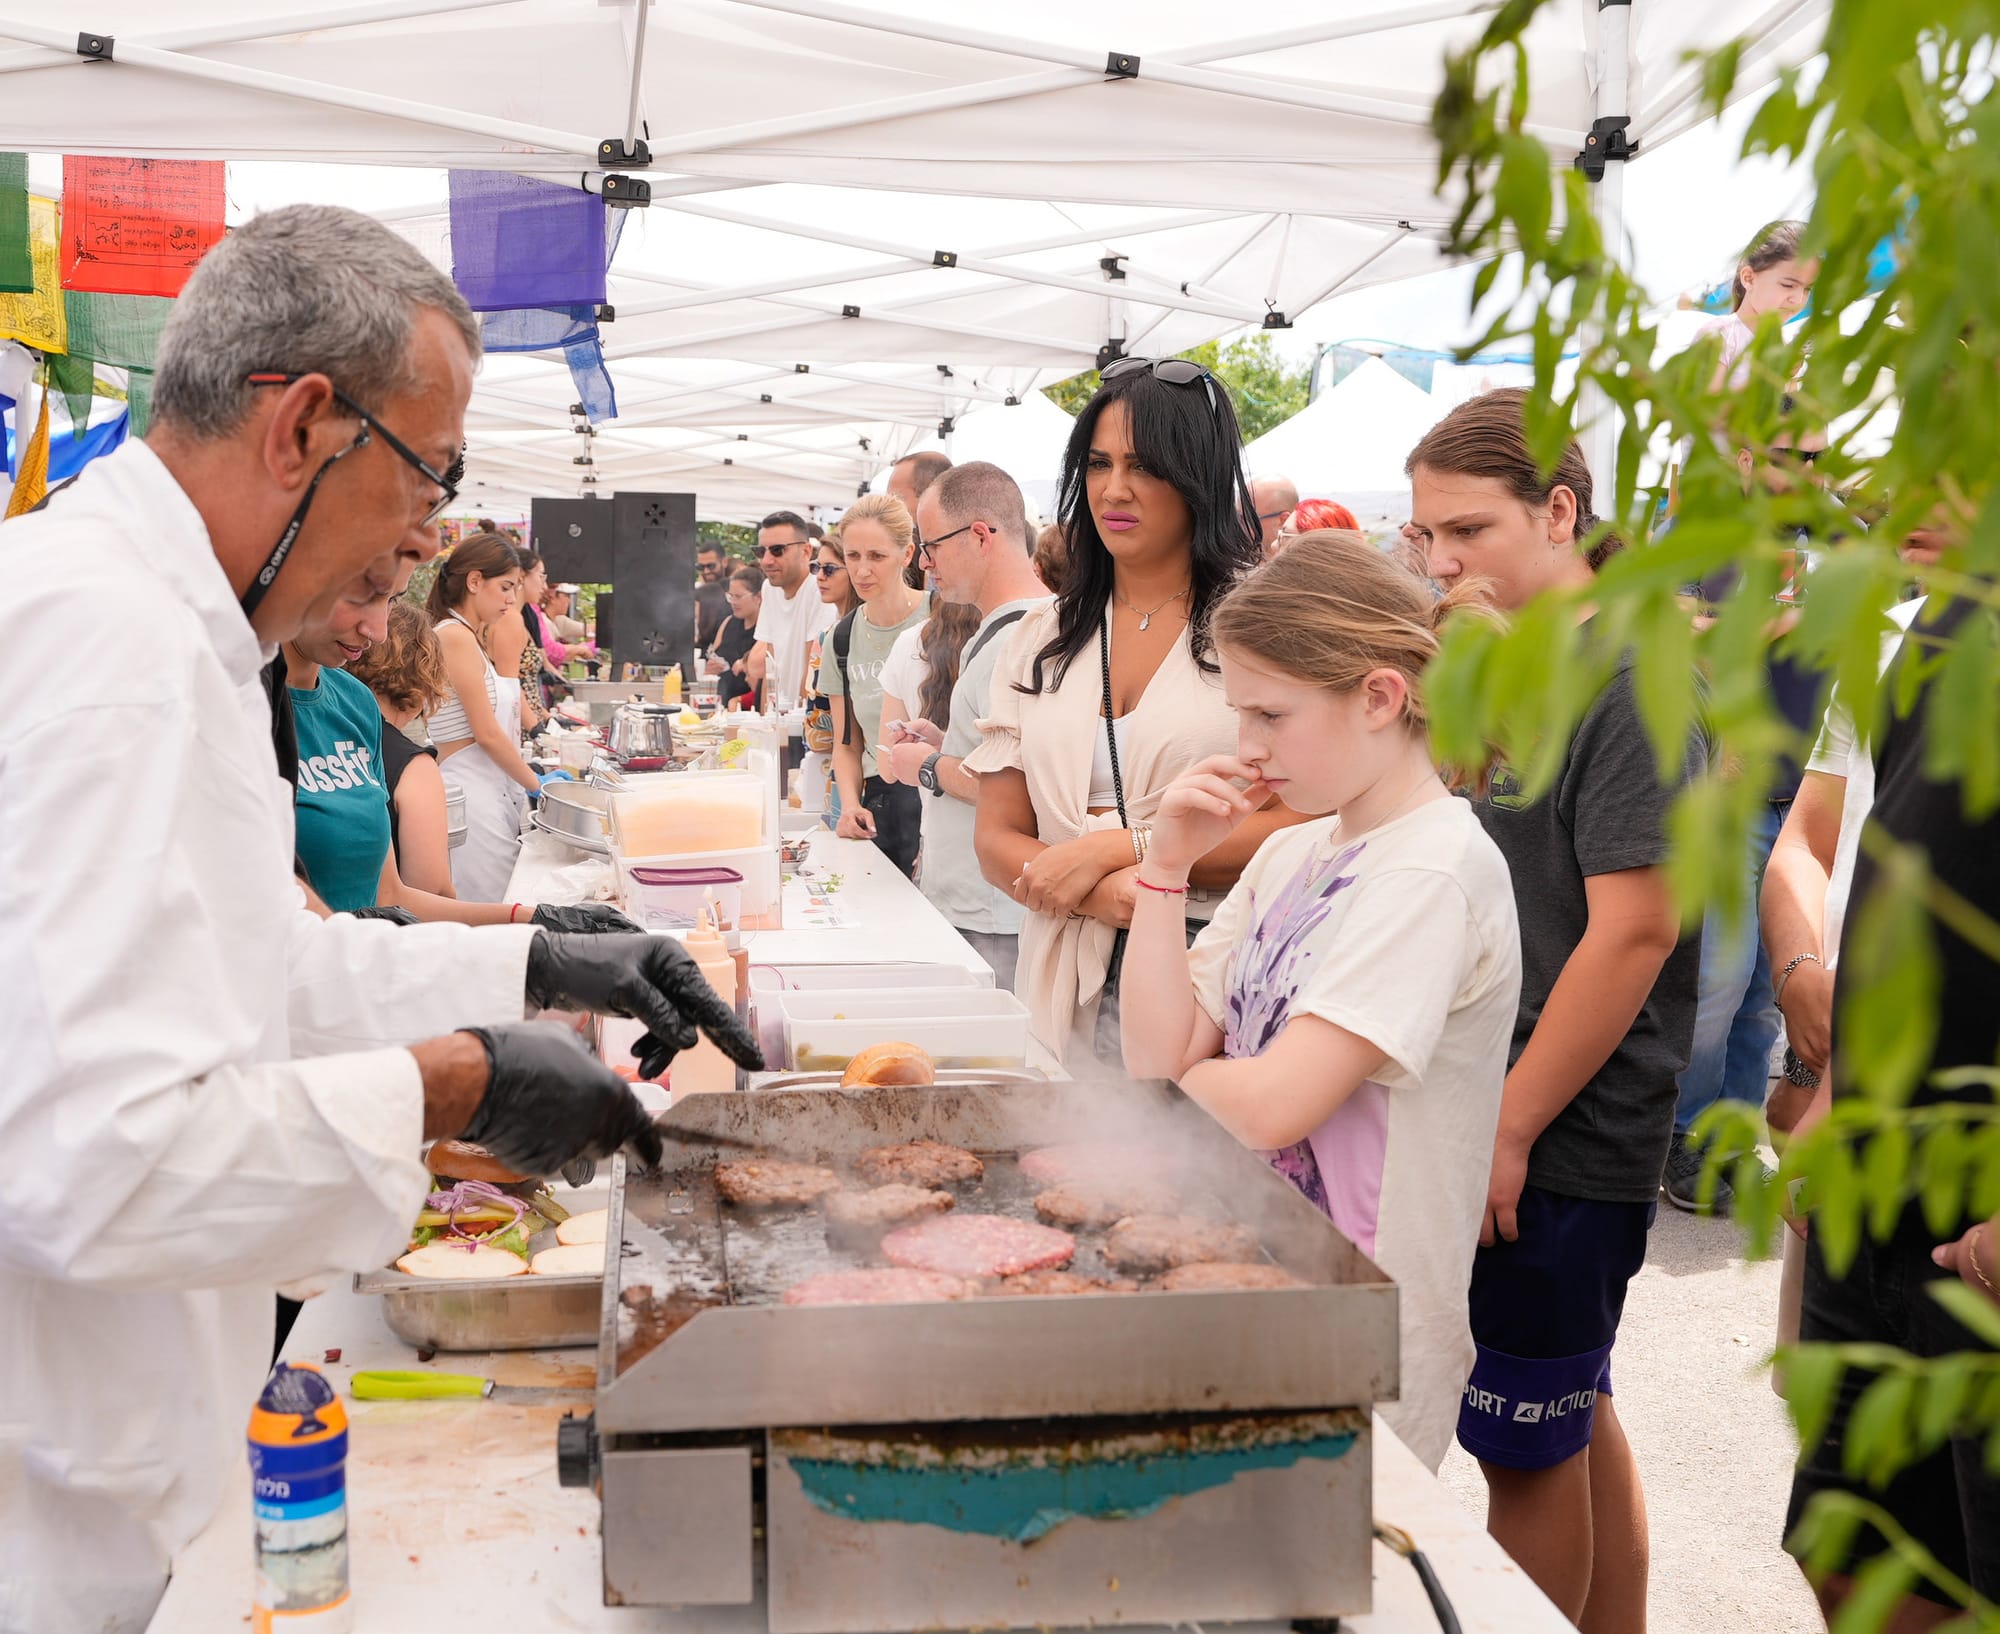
[[536, 779, 613, 853]]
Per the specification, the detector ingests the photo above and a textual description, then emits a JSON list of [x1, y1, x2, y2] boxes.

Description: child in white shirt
[[1120, 531, 1523, 1470]]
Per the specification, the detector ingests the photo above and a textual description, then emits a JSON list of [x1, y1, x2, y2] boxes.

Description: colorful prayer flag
[[0, 197, 67, 355], [0, 153, 31, 295], [3, 376, 50, 517], [448, 171, 608, 311], [60, 156, 225, 298], [50, 289, 173, 429]]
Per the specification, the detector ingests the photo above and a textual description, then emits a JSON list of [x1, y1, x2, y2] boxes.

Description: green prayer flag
[[0, 152, 29, 295], [48, 349, 97, 437], [127, 372, 154, 437]]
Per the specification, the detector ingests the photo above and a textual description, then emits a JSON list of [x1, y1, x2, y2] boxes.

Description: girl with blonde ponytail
[[1119, 530, 1523, 1472]]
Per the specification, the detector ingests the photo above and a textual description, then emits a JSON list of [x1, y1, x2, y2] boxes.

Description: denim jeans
[[1674, 799, 1788, 1137]]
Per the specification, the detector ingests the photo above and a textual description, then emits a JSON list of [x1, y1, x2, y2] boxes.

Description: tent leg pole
[[1577, 0, 1633, 494]]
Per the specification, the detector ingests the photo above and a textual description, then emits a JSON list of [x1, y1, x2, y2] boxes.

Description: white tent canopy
[[0, 0, 1828, 518], [1243, 355, 1452, 524]]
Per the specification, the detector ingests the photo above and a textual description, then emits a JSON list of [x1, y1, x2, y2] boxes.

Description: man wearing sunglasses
[[0, 205, 758, 1634], [744, 508, 836, 710], [1248, 474, 1299, 552]]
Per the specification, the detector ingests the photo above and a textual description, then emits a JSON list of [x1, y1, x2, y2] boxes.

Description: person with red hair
[[1268, 497, 1362, 559]]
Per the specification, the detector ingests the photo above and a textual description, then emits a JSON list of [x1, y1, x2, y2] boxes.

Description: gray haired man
[[0, 205, 754, 1631], [881, 461, 1052, 990]]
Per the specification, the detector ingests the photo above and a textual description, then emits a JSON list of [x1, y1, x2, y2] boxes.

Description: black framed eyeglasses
[[1102, 355, 1220, 413], [809, 561, 845, 578], [1255, 509, 1291, 522], [754, 540, 801, 558], [245, 373, 458, 527], [1773, 447, 1823, 465], [917, 521, 976, 563]]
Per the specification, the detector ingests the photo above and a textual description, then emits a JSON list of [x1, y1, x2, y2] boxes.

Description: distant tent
[[1243, 357, 1452, 521]]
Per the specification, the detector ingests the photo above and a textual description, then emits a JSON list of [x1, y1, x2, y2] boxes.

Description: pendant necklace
[[1117, 582, 1190, 632]]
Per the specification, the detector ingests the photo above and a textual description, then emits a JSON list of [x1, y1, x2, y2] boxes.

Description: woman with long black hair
[[967, 358, 1307, 1065]]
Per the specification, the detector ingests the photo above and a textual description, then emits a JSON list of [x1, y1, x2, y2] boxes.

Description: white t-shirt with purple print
[[1186, 795, 1522, 1469]]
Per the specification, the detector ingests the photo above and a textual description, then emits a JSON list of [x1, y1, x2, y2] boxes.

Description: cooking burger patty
[[715, 1158, 842, 1208], [822, 1183, 954, 1251], [1102, 1214, 1259, 1274], [851, 1139, 985, 1189], [783, 1267, 976, 1306], [881, 1213, 1075, 1279], [1159, 1262, 1305, 1292], [1033, 1176, 1179, 1231], [989, 1269, 1138, 1297]]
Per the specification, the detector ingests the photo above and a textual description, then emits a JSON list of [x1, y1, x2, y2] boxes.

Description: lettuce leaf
[[488, 1222, 532, 1261], [410, 1224, 440, 1249]]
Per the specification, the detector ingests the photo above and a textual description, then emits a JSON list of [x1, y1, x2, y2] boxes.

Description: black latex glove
[[524, 931, 765, 1081], [351, 905, 420, 926], [455, 1021, 663, 1174], [531, 902, 642, 935]]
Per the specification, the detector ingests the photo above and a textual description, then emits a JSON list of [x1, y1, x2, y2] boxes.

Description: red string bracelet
[[509, 902, 527, 923], [1134, 874, 1189, 898]]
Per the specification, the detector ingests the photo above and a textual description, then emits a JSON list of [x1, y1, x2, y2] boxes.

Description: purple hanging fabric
[[448, 171, 608, 312]]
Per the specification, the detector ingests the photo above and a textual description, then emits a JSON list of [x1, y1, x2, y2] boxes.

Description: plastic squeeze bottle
[[248, 1362, 353, 1632], [672, 897, 743, 1097]]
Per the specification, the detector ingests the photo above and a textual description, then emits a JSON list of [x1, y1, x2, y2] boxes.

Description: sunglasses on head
[[1102, 355, 1220, 413]]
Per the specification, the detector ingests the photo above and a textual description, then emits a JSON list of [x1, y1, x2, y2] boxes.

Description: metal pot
[[608, 703, 677, 762], [535, 779, 614, 853], [445, 784, 467, 850]]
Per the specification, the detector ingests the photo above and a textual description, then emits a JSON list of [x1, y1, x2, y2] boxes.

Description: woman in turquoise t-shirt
[[285, 599, 636, 932]]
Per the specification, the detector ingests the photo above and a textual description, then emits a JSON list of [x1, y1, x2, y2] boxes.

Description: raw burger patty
[[1034, 1177, 1178, 1230], [881, 1213, 1075, 1279], [715, 1158, 843, 1208], [783, 1267, 976, 1306], [823, 1184, 954, 1250], [990, 1269, 1138, 1297], [1102, 1214, 1259, 1274], [851, 1139, 985, 1188], [1159, 1262, 1304, 1292]]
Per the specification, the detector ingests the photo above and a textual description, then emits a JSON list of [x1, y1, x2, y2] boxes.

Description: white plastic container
[[747, 963, 981, 1072], [623, 864, 745, 932], [777, 988, 1032, 1073], [609, 770, 766, 856], [614, 843, 778, 930]]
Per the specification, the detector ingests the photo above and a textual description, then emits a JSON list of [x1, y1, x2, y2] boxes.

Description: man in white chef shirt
[[0, 205, 759, 1634], [745, 508, 837, 708]]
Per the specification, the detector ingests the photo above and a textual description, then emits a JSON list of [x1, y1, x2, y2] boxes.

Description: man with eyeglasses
[[1248, 474, 1299, 552], [745, 508, 836, 711], [0, 205, 758, 1633]]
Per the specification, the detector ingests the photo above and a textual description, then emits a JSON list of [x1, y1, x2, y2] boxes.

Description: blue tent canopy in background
[[2, 394, 128, 481]]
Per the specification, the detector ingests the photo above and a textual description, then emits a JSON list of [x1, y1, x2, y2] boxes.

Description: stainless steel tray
[[351, 1175, 615, 1352]]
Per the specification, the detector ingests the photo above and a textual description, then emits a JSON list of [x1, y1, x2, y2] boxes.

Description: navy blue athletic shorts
[[1455, 1183, 1655, 1470]]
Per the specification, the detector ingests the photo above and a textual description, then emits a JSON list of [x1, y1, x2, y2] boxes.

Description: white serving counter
[[509, 826, 998, 983], [148, 1283, 1570, 1634]]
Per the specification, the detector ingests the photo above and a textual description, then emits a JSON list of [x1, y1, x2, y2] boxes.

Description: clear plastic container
[[614, 843, 778, 929], [747, 963, 981, 1071], [624, 864, 744, 932], [609, 771, 766, 855], [777, 988, 1032, 1073]]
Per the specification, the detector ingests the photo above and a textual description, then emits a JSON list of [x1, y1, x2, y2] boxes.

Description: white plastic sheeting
[[0, 0, 1827, 517]]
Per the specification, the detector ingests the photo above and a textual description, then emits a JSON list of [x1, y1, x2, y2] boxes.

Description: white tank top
[[1088, 715, 1132, 811], [425, 612, 501, 746]]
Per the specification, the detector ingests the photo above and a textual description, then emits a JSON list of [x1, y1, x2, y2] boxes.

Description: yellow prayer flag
[[0, 198, 68, 356], [4, 379, 51, 518]]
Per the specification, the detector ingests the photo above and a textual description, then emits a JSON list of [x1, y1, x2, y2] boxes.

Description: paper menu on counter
[[783, 876, 857, 929]]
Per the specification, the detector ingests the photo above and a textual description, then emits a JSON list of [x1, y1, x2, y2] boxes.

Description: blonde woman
[[823, 494, 930, 876]]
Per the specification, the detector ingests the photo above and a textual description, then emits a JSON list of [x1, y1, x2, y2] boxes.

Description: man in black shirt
[[694, 543, 732, 652], [1787, 593, 2000, 1621]]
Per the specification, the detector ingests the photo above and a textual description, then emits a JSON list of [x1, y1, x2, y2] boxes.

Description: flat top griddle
[[595, 1080, 1400, 1435]]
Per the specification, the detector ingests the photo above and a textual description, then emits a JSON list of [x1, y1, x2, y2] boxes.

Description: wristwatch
[[918, 752, 944, 796]]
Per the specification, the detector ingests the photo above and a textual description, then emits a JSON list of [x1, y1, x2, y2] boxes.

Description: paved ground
[[1437, 1205, 1827, 1633]]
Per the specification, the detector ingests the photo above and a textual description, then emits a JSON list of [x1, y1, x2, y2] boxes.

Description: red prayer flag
[[60, 156, 225, 298]]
